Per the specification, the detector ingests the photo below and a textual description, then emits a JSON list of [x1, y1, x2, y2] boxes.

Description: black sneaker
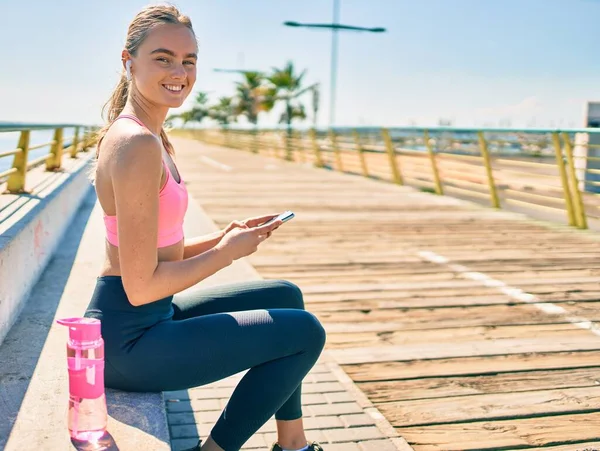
[[269, 441, 324, 451]]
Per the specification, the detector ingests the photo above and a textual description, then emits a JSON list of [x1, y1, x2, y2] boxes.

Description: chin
[[168, 99, 186, 108], [158, 97, 184, 109]]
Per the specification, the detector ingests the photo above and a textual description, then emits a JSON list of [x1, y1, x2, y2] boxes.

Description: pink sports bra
[[102, 114, 189, 248]]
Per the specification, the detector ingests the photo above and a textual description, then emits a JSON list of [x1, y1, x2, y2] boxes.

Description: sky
[[2, 0, 600, 128]]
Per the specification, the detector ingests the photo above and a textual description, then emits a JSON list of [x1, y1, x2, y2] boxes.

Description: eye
[[156, 57, 169, 63], [184, 60, 195, 66]]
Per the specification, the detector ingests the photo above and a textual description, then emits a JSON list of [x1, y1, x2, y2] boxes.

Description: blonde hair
[[94, 3, 196, 159]]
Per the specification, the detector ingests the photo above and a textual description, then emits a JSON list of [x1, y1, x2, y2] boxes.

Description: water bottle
[[57, 317, 108, 444]]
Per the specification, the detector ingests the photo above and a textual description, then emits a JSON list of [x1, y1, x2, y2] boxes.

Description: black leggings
[[84, 276, 327, 451]]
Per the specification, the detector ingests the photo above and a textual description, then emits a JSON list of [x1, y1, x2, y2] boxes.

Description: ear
[[121, 50, 130, 71]]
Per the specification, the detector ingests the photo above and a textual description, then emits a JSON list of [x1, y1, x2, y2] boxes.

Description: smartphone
[[261, 210, 295, 227]]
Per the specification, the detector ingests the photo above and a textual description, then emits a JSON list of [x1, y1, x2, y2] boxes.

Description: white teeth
[[164, 85, 183, 92]]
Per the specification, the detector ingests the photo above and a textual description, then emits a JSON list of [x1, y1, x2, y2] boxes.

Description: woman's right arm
[[111, 134, 235, 306]]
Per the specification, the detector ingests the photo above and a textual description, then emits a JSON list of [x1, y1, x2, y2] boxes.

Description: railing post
[[283, 129, 292, 161], [288, 130, 297, 161], [552, 132, 576, 227], [252, 128, 259, 153], [70, 126, 80, 158], [46, 127, 64, 171], [353, 129, 369, 177], [329, 129, 344, 172], [6, 130, 31, 193], [424, 130, 443, 195], [298, 130, 306, 163], [477, 131, 500, 208], [80, 127, 90, 152], [222, 128, 227, 147], [562, 132, 587, 229], [310, 128, 324, 168], [381, 128, 403, 185]]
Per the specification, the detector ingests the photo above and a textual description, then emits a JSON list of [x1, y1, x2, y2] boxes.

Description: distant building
[[585, 101, 600, 128], [576, 102, 600, 192]]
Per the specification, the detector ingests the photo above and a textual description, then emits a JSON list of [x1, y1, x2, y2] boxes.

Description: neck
[[122, 98, 168, 136]]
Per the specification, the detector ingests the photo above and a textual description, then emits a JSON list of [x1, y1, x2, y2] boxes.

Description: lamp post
[[284, 0, 386, 127], [213, 68, 259, 74]]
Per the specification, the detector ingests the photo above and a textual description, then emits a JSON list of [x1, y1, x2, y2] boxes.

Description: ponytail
[[95, 75, 130, 158], [160, 128, 174, 156]]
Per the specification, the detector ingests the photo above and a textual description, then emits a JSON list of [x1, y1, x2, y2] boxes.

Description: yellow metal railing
[[170, 126, 600, 230], [0, 124, 96, 193]]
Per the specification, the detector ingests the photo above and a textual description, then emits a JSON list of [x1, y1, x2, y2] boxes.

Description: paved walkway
[[166, 357, 408, 451]]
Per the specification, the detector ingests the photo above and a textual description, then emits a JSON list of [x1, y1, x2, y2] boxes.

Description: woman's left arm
[[183, 230, 225, 259], [183, 213, 281, 259]]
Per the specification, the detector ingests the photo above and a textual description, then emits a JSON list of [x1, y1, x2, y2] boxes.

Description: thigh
[[172, 279, 304, 320], [107, 307, 325, 392]]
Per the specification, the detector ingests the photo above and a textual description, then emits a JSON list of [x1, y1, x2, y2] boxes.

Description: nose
[[171, 63, 186, 80]]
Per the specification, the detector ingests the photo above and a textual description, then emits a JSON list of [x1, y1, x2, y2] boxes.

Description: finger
[[255, 220, 282, 234], [250, 213, 281, 227]]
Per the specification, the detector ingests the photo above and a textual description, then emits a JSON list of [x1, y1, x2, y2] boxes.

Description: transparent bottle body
[[66, 340, 107, 442]]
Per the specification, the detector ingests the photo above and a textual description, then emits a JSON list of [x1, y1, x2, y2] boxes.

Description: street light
[[283, 21, 385, 33], [213, 68, 260, 74], [283, 0, 386, 127]]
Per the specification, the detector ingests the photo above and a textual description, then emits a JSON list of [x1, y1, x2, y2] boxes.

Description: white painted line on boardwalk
[[417, 250, 600, 338], [199, 156, 232, 171]]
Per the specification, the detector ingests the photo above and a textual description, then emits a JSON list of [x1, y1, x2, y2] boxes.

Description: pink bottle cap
[[56, 317, 102, 342]]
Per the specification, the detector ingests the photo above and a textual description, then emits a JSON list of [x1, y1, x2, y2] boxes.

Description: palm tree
[[209, 96, 237, 125], [268, 61, 317, 159], [168, 91, 210, 127], [268, 61, 309, 131], [189, 91, 210, 124], [234, 71, 272, 125]]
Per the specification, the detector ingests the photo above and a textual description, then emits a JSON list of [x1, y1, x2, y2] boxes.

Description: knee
[[274, 279, 305, 310], [301, 311, 327, 353]]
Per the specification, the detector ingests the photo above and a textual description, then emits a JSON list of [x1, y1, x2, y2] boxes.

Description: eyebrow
[[150, 48, 197, 59]]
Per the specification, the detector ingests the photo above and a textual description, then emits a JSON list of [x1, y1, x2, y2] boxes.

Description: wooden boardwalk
[[173, 137, 600, 451]]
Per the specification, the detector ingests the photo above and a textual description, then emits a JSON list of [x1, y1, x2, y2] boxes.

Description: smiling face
[[126, 23, 198, 109]]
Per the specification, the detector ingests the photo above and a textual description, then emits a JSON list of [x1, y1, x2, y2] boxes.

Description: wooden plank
[[304, 286, 507, 302], [309, 296, 513, 311], [342, 350, 600, 382], [299, 280, 489, 294], [330, 337, 600, 365], [307, 293, 600, 311], [301, 287, 600, 305], [257, 265, 600, 280], [359, 367, 600, 403], [317, 303, 600, 327], [325, 323, 586, 349], [397, 411, 600, 450], [504, 442, 600, 451]]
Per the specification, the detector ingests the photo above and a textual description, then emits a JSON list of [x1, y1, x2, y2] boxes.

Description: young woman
[[83, 4, 326, 451]]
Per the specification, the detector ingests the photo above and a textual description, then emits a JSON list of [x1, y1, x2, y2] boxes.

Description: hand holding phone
[[260, 210, 295, 227]]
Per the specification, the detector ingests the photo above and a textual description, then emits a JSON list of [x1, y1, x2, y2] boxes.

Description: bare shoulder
[[102, 123, 162, 179]]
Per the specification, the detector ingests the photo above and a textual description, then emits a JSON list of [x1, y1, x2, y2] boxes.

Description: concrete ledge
[[0, 153, 95, 347], [0, 189, 170, 450]]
